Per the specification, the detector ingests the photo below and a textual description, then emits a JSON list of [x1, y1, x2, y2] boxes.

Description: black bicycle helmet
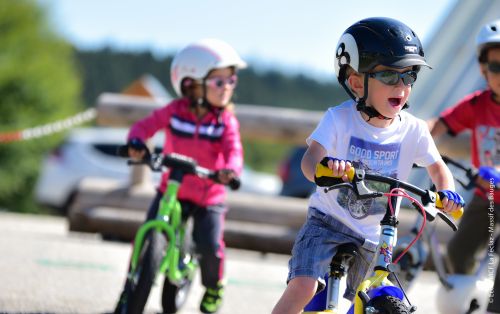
[[334, 17, 431, 119]]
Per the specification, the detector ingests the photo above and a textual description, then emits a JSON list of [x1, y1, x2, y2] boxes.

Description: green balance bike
[[114, 151, 240, 314]]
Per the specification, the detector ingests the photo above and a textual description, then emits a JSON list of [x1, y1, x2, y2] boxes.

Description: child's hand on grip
[[436, 190, 465, 219], [314, 157, 354, 186]]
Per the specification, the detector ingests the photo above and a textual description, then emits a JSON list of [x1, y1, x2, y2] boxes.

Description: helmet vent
[[388, 28, 398, 38], [491, 25, 497, 32]]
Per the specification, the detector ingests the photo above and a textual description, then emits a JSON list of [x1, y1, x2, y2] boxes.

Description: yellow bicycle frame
[[354, 270, 393, 314]]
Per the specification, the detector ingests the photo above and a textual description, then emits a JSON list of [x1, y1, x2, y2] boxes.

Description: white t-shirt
[[307, 100, 441, 244]]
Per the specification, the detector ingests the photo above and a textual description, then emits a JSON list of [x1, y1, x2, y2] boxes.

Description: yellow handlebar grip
[[435, 192, 443, 209], [346, 167, 355, 181], [451, 207, 464, 220], [315, 163, 333, 178], [315, 163, 355, 181], [435, 192, 463, 220]]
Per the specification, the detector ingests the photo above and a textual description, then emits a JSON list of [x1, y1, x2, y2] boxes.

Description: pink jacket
[[128, 98, 244, 207]]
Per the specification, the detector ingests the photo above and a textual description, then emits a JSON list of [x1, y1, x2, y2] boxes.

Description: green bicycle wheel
[[366, 295, 410, 314], [126, 231, 167, 314]]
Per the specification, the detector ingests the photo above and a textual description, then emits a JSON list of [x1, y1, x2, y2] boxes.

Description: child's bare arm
[[429, 118, 448, 138], [301, 141, 352, 183], [426, 160, 463, 213], [301, 141, 327, 182], [427, 159, 455, 191]]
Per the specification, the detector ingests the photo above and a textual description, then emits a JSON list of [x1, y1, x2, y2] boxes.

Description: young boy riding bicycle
[[272, 17, 464, 314]]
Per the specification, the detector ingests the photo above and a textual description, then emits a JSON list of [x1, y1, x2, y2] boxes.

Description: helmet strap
[[356, 99, 392, 121], [201, 79, 210, 108], [190, 79, 228, 119], [338, 67, 358, 101], [191, 97, 210, 108], [191, 79, 211, 109], [356, 75, 392, 121], [340, 69, 408, 121]]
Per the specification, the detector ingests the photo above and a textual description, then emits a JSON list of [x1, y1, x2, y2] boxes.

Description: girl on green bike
[[124, 38, 246, 313]]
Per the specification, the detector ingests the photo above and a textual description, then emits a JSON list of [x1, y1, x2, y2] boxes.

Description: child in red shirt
[[431, 19, 500, 313]]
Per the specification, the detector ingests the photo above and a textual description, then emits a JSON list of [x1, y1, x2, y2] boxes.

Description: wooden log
[[67, 177, 455, 255], [67, 177, 308, 232], [95, 93, 165, 127], [96, 92, 472, 154], [96, 93, 320, 145]]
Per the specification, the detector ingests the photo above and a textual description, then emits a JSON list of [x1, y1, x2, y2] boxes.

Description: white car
[[35, 127, 282, 211]]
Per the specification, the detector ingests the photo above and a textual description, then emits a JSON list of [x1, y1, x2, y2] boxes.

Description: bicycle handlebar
[[315, 162, 460, 231], [441, 155, 500, 190], [441, 155, 478, 190], [118, 145, 241, 191]]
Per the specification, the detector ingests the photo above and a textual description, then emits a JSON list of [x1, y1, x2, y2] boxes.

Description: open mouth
[[388, 98, 402, 107]]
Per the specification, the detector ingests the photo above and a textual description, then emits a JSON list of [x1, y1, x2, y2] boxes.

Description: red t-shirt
[[441, 89, 500, 203]]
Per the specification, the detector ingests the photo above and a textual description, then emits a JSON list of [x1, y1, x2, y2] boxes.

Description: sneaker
[[199, 283, 224, 313]]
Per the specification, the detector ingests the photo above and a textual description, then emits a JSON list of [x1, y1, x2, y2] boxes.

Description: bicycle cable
[[384, 188, 427, 265]]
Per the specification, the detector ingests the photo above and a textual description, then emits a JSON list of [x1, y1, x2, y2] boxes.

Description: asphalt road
[[0, 211, 444, 314]]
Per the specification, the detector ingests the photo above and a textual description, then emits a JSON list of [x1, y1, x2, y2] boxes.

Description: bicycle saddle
[[331, 243, 358, 266]]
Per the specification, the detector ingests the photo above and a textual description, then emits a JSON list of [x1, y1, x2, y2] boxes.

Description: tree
[[0, 0, 82, 212]]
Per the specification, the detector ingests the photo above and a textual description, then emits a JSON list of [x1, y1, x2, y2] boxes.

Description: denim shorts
[[287, 207, 378, 301]]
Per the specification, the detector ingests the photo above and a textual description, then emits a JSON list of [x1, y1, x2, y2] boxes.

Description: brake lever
[[353, 180, 384, 200], [437, 212, 458, 232], [419, 190, 459, 231], [324, 182, 355, 193], [417, 190, 440, 222], [324, 168, 383, 200], [420, 205, 458, 231]]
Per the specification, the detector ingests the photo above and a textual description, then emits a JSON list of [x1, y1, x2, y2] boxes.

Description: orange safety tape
[[0, 132, 22, 143], [0, 108, 96, 143]]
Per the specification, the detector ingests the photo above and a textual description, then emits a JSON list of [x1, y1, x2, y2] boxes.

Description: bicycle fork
[[354, 223, 407, 314]]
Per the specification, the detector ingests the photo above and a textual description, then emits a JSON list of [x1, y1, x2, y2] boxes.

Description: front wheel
[[366, 295, 410, 314], [125, 231, 167, 314], [162, 276, 193, 313], [162, 218, 196, 313]]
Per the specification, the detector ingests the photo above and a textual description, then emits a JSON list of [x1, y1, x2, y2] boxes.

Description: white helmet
[[435, 274, 493, 314], [170, 38, 247, 97], [476, 19, 500, 62]]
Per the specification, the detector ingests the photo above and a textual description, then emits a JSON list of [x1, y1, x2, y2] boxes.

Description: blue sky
[[38, 0, 457, 81]]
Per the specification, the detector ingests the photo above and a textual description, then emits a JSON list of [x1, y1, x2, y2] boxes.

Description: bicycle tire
[[366, 295, 410, 314], [126, 231, 167, 314], [162, 276, 193, 313], [114, 276, 138, 314], [162, 218, 196, 313]]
